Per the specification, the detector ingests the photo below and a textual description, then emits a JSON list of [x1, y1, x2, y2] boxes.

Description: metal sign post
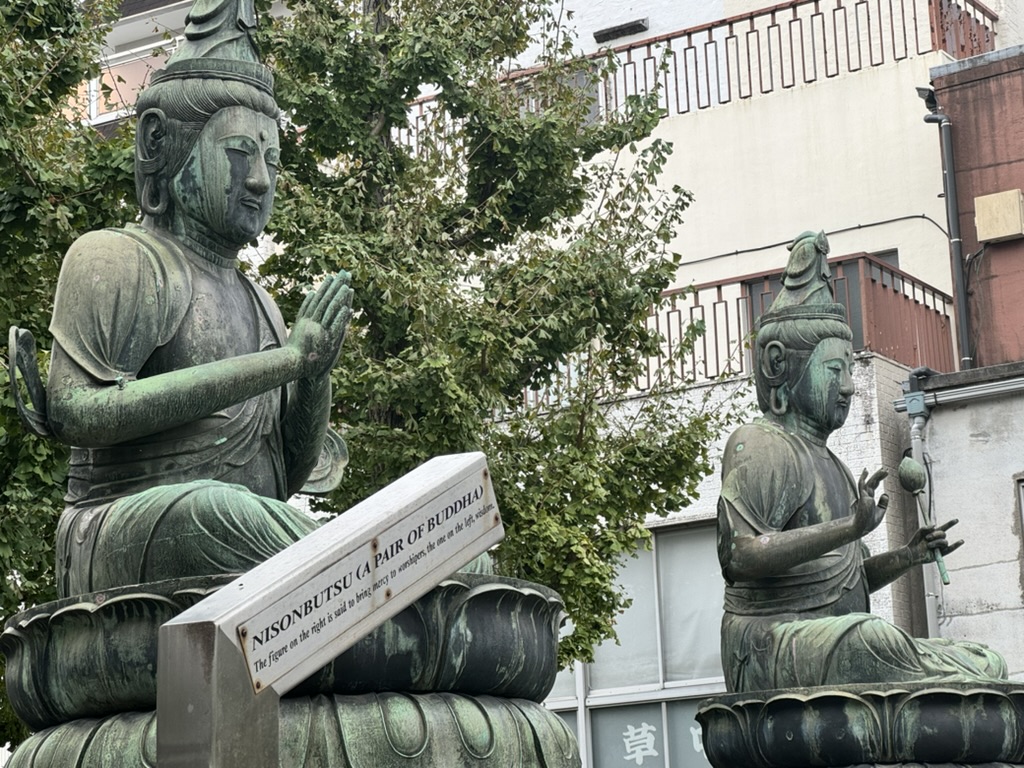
[[157, 452, 503, 766]]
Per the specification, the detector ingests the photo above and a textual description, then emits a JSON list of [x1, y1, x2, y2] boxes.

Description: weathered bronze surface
[[699, 230, 1019, 768], [698, 682, 1024, 767], [2, 574, 565, 730], [716, 231, 1005, 693], [6, 693, 578, 767], [3, 0, 579, 763]]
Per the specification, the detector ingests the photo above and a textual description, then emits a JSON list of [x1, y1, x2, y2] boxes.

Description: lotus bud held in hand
[[898, 456, 927, 495]]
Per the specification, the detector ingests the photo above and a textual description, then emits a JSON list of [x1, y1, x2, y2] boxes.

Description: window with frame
[[547, 522, 724, 767]]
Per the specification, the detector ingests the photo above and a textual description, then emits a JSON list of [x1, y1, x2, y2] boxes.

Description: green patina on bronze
[[698, 681, 1024, 766], [715, 230, 1007, 693], [1, 573, 565, 731], [28, 0, 354, 598], [6, 694, 579, 768], [5, 1, 579, 763]]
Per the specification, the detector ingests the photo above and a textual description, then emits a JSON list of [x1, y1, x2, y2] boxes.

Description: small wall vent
[[594, 18, 649, 44]]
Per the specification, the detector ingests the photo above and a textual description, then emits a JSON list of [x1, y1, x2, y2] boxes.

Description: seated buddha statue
[[716, 231, 1007, 692], [13, 0, 352, 600]]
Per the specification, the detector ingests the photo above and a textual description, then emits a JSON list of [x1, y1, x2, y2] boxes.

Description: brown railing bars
[[635, 252, 955, 394]]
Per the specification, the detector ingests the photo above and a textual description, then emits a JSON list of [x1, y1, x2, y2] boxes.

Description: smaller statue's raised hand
[[853, 467, 889, 536], [907, 519, 963, 566], [288, 271, 353, 380]]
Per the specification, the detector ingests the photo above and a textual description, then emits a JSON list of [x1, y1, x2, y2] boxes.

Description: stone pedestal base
[[696, 683, 1024, 768], [5, 693, 579, 767], [1, 573, 565, 730], [1, 573, 579, 766]]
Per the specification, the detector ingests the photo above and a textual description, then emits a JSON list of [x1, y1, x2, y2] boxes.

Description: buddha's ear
[[761, 341, 789, 415], [761, 340, 787, 382], [138, 108, 167, 161], [137, 109, 170, 216]]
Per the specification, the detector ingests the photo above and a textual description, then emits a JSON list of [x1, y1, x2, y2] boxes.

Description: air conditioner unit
[[975, 189, 1024, 243]]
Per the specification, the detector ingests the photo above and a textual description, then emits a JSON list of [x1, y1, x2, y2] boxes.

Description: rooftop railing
[[930, 0, 999, 60], [600, 0, 997, 120], [402, 0, 997, 140]]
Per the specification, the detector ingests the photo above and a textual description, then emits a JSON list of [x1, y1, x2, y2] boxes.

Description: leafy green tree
[[257, 0, 733, 663], [0, 0, 134, 745]]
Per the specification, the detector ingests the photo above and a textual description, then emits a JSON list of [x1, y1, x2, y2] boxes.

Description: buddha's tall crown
[[149, 0, 273, 97], [757, 230, 848, 332]]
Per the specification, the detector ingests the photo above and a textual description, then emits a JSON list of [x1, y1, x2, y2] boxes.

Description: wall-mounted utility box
[[975, 189, 1024, 243]]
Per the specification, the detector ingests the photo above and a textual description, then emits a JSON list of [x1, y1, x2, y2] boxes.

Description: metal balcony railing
[[521, 253, 954, 409], [401, 0, 997, 143], [633, 252, 955, 394], [930, 0, 999, 60], [599, 0, 997, 120]]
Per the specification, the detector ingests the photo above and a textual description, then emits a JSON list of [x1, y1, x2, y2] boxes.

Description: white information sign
[[233, 453, 502, 693]]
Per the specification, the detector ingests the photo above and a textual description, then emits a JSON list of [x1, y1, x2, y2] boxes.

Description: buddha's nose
[[245, 161, 271, 194]]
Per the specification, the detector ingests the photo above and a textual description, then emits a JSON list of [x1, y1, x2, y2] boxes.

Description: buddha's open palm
[[853, 467, 889, 536], [289, 271, 353, 379]]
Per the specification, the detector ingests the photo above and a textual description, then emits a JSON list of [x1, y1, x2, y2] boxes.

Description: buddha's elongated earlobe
[[770, 387, 787, 416], [140, 176, 168, 216]]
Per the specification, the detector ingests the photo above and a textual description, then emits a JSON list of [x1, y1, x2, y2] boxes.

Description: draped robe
[[49, 224, 329, 597], [717, 419, 1006, 692]]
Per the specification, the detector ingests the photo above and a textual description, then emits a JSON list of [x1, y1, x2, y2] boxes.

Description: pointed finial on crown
[[149, 0, 273, 97], [757, 229, 848, 332], [771, 230, 833, 311]]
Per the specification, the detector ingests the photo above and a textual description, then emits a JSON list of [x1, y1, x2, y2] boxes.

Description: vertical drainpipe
[[924, 111, 973, 370], [903, 372, 940, 638]]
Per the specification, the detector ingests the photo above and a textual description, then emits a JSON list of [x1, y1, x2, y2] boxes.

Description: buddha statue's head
[[134, 0, 280, 252], [754, 232, 855, 439]]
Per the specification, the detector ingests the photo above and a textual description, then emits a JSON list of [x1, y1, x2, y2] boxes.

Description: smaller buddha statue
[[716, 231, 1007, 693]]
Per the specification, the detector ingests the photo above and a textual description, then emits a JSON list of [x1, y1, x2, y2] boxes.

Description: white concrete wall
[[520, 1, 722, 62], [650, 53, 955, 294], [924, 392, 1024, 679], [992, 0, 1024, 50]]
